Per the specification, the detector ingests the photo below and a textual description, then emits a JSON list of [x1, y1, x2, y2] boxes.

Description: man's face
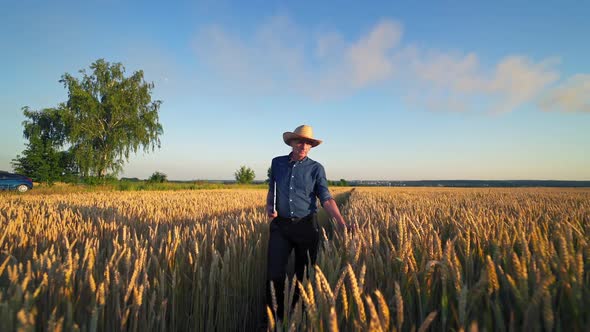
[[290, 139, 312, 160]]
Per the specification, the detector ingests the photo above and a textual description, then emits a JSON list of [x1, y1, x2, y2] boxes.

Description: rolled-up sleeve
[[315, 165, 332, 205]]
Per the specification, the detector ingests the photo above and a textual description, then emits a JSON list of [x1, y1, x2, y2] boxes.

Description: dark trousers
[[266, 214, 320, 320]]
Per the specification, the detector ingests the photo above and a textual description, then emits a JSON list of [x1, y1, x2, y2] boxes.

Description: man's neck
[[289, 153, 306, 162]]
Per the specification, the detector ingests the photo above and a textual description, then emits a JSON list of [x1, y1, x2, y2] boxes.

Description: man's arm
[[267, 160, 278, 219], [322, 198, 347, 229], [315, 164, 349, 229], [266, 186, 277, 219]]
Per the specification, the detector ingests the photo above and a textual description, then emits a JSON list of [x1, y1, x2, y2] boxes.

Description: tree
[[148, 171, 167, 183], [328, 178, 349, 186], [235, 166, 255, 184], [11, 107, 76, 184], [266, 166, 272, 183], [59, 59, 163, 178]]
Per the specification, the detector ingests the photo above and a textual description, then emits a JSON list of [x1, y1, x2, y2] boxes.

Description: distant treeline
[[120, 178, 590, 188], [348, 180, 590, 188]]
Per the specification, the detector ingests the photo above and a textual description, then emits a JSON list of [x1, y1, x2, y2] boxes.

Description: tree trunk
[[97, 152, 108, 181]]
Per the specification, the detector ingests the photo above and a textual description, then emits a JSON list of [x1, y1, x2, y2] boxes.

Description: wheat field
[[0, 187, 588, 331]]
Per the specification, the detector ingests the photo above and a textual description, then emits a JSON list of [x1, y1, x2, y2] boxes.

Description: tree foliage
[[12, 59, 162, 183], [266, 166, 272, 183], [21, 106, 68, 145], [59, 59, 163, 178], [148, 171, 168, 183], [235, 166, 256, 184], [329, 178, 349, 186], [11, 107, 76, 184]]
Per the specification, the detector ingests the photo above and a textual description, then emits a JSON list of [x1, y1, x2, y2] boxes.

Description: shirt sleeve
[[315, 164, 332, 205], [268, 158, 276, 191]]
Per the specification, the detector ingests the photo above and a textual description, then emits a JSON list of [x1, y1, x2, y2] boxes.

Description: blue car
[[0, 171, 34, 192]]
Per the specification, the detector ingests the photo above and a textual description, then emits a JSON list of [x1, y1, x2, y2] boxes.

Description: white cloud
[[192, 15, 584, 113], [346, 20, 402, 87], [413, 52, 481, 92], [539, 74, 590, 113], [193, 17, 308, 95], [488, 56, 560, 113], [194, 17, 403, 98], [315, 31, 345, 59], [194, 25, 275, 91], [406, 52, 560, 112]]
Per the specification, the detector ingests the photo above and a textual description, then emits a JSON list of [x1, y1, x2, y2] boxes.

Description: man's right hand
[[267, 207, 278, 219]]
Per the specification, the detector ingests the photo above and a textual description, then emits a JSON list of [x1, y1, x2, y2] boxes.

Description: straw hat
[[283, 125, 322, 147]]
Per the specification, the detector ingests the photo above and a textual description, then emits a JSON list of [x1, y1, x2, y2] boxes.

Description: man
[[265, 124, 349, 320]]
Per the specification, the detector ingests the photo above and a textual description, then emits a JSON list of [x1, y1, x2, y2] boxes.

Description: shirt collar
[[288, 153, 308, 164]]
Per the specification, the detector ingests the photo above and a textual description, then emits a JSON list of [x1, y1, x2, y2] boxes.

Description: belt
[[277, 214, 314, 222]]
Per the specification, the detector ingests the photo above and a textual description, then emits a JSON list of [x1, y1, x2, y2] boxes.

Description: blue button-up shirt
[[269, 154, 332, 218]]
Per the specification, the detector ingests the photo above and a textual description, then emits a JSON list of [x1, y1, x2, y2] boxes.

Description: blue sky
[[1, 0, 589, 181]]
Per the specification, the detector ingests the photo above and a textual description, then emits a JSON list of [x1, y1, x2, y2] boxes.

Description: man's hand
[[335, 220, 356, 234], [267, 207, 278, 219]]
